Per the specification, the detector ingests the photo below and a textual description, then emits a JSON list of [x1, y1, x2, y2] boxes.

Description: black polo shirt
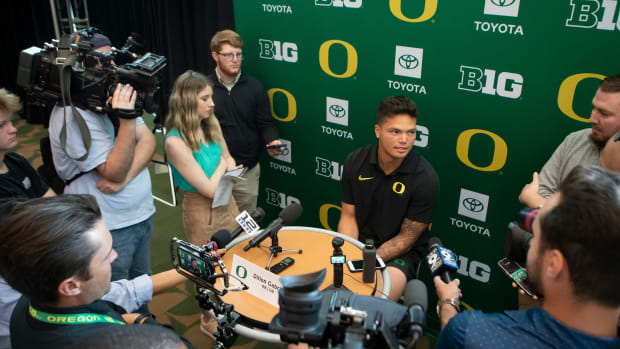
[[341, 144, 439, 252]]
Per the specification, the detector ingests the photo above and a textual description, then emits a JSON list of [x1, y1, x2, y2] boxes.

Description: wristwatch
[[436, 298, 460, 317]]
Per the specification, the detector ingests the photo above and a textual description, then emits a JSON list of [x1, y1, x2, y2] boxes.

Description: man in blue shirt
[[435, 165, 620, 348]]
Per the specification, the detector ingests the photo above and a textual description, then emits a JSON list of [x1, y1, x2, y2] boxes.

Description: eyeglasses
[[217, 52, 243, 60]]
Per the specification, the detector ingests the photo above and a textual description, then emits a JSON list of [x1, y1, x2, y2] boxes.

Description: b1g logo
[[315, 157, 343, 181], [394, 46, 423, 79], [458, 188, 489, 222], [326, 97, 349, 126], [315, 0, 362, 8], [389, 0, 438, 22], [456, 129, 508, 172], [455, 254, 491, 283], [484, 0, 520, 17], [259, 39, 298, 63], [566, 0, 620, 31], [415, 125, 429, 148], [319, 40, 358, 78], [458, 65, 523, 99], [265, 188, 301, 209], [557, 73, 606, 122]]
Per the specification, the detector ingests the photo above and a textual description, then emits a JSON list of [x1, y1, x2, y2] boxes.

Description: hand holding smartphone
[[497, 257, 539, 298]]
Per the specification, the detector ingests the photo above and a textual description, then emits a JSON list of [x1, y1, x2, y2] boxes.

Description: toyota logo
[[281, 146, 290, 156], [398, 54, 419, 70], [462, 197, 484, 212], [490, 0, 516, 6], [329, 104, 346, 118]]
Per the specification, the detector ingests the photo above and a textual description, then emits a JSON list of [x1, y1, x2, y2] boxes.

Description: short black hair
[[539, 165, 620, 306], [376, 96, 417, 124], [0, 195, 102, 305]]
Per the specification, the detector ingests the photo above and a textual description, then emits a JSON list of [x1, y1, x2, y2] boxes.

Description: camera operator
[[434, 165, 620, 348], [48, 31, 156, 283], [0, 195, 193, 349]]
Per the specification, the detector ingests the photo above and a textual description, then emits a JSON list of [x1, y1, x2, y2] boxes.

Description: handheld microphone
[[426, 237, 458, 283], [231, 207, 266, 239], [211, 229, 232, 251], [403, 280, 427, 347], [244, 203, 303, 251]]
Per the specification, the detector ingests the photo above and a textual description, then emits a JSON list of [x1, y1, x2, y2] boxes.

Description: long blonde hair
[[165, 70, 224, 151]]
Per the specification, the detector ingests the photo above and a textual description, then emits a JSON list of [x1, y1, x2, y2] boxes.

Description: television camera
[[16, 27, 167, 124]]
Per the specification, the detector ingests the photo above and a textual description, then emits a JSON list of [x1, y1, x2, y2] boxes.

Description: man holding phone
[[434, 165, 620, 348], [209, 29, 283, 213], [338, 96, 439, 301]]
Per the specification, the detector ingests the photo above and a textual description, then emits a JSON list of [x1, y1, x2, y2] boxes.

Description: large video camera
[[16, 27, 167, 122], [270, 269, 427, 349]]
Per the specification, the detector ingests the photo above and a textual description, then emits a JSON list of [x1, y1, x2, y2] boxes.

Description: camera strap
[[57, 35, 92, 162]]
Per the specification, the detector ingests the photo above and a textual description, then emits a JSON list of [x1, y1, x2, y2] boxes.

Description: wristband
[[436, 298, 460, 318], [114, 108, 140, 119], [134, 313, 154, 324]]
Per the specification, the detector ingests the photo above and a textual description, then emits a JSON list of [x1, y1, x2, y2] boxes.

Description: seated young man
[[338, 96, 439, 300], [0, 195, 191, 349]]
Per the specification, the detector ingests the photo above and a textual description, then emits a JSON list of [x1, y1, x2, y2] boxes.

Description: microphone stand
[[258, 228, 303, 270]]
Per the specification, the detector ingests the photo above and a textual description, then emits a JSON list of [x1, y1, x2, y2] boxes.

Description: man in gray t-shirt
[[520, 74, 620, 207], [48, 31, 155, 282]]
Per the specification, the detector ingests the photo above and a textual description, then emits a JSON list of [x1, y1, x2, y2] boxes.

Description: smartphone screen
[[177, 246, 208, 278], [497, 258, 537, 297], [348, 258, 385, 271]]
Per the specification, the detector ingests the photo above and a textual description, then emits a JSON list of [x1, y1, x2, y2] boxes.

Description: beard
[[590, 133, 609, 150], [526, 255, 544, 297]]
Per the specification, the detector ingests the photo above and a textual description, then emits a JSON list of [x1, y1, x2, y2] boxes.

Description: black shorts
[[386, 248, 423, 281]]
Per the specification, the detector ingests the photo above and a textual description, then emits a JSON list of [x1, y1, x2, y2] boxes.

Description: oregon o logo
[[389, 0, 438, 23], [398, 54, 419, 69], [319, 203, 341, 231], [456, 129, 508, 172], [463, 197, 484, 212], [490, 0, 516, 6], [557, 73, 606, 123], [319, 40, 358, 78], [235, 265, 248, 279], [392, 182, 406, 194], [267, 88, 297, 122]]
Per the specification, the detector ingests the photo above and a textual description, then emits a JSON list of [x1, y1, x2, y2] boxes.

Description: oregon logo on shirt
[[392, 181, 406, 194]]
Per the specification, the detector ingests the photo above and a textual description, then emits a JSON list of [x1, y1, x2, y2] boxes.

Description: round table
[[214, 226, 391, 343]]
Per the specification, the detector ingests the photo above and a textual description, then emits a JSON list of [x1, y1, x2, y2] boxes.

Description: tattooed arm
[[376, 218, 427, 262]]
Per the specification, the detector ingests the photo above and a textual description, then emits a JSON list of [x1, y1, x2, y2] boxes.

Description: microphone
[[211, 229, 232, 250], [403, 280, 427, 347], [426, 237, 458, 283], [231, 207, 266, 239], [244, 203, 303, 251]]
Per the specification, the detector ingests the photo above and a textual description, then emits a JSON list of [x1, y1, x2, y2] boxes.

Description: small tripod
[[258, 229, 302, 270]]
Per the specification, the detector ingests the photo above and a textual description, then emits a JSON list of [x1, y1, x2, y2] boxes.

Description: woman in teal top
[[164, 70, 240, 247]]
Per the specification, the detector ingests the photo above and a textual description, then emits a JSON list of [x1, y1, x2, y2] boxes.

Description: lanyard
[[29, 304, 125, 325]]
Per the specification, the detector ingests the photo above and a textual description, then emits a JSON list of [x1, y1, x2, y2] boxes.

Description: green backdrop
[[232, 0, 619, 328]]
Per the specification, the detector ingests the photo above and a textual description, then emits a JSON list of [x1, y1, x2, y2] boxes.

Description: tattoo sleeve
[[376, 218, 427, 262]]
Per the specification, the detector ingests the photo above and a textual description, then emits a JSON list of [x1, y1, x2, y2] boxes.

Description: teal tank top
[[165, 128, 222, 192]]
